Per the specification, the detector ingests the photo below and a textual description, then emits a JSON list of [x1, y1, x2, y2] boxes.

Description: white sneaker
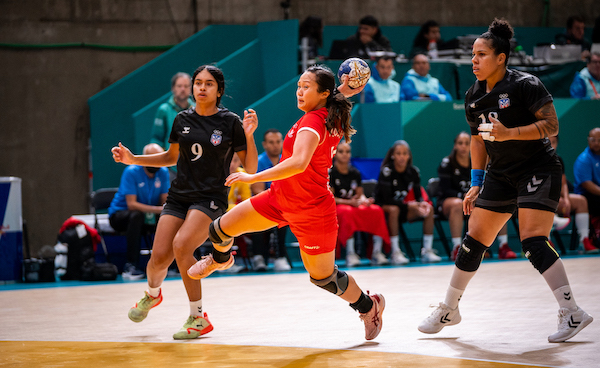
[[418, 302, 461, 334], [273, 257, 291, 271], [218, 263, 245, 274], [548, 307, 593, 342], [390, 251, 409, 265], [346, 253, 361, 267], [371, 251, 389, 265], [553, 215, 571, 231], [421, 248, 442, 263], [251, 255, 267, 271]]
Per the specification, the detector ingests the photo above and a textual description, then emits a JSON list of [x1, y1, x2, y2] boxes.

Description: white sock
[[452, 237, 462, 248], [190, 299, 203, 317], [148, 286, 161, 298], [552, 285, 577, 310], [497, 234, 508, 246], [389, 235, 400, 253], [346, 237, 356, 255], [423, 234, 434, 250], [444, 285, 464, 310], [575, 213, 590, 242]]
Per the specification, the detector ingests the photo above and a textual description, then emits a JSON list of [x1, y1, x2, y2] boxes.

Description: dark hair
[[377, 56, 395, 64], [382, 140, 412, 168], [171, 72, 191, 88], [305, 65, 355, 143], [263, 128, 281, 141], [567, 15, 585, 30], [479, 18, 514, 66], [448, 131, 470, 168], [413, 20, 440, 48], [191, 65, 225, 106], [299, 16, 323, 47], [358, 15, 382, 40]]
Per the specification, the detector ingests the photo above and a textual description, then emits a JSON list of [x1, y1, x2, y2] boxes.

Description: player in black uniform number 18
[[111, 65, 258, 339], [418, 18, 592, 342]]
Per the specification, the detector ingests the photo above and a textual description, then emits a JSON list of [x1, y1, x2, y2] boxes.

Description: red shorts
[[250, 189, 338, 255], [336, 204, 390, 246]]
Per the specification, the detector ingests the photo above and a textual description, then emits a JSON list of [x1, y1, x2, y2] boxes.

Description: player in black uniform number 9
[[418, 18, 593, 343], [111, 65, 258, 339]]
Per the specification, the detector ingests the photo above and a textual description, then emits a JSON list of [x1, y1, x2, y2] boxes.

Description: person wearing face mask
[[108, 143, 170, 280]]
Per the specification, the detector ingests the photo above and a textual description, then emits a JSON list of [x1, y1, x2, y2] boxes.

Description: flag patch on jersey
[[498, 97, 510, 109], [211, 130, 222, 146]]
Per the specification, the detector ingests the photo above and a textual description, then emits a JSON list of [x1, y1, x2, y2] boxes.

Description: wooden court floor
[[1, 256, 598, 368]]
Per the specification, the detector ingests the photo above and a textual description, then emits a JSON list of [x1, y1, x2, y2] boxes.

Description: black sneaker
[[122, 263, 145, 281]]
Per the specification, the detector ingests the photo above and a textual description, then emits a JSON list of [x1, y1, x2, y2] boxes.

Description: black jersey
[[168, 108, 246, 206], [437, 156, 470, 200], [329, 165, 362, 199], [465, 69, 558, 177], [374, 164, 423, 207]]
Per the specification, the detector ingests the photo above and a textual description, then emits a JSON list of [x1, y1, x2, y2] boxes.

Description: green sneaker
[[172, 313, 214, 340], [128, 290, 163, 323]]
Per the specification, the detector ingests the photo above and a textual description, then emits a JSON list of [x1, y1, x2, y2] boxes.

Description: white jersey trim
[[298, 127, 321, 142]]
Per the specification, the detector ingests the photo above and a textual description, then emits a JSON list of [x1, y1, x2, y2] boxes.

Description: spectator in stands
[[345, 15, 393, 59], [150, 72, 193, 178], [570, 52, 600, 100], [330, 142, 397, 266], [108, 143, 170, 280], [249, 129, 291, 272], [574, 128, 600, 221], [299, 16, 324, 62], [555, 15, 591, 60], [549, 136, 598, 253], [401, 54, 453, 101], [363, 56, 402, 103], [410, 20, 442, 59], [374, 140, 441, 263]]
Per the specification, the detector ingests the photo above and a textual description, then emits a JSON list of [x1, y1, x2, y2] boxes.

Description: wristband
[[471, 169, 485, 187]]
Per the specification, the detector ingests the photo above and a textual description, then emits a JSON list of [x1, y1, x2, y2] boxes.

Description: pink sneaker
[[187, 253, 235, 280], [359, 292, 385, 340]]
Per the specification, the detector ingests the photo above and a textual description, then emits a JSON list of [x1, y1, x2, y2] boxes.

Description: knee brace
[[208, 218, 233, 246], [310, 265, 349, 296], [455, 234, 489, 272], [522, 236, 559, 274]]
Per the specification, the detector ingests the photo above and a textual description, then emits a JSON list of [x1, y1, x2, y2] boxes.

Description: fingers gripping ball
[[338, 58, 371, 89]]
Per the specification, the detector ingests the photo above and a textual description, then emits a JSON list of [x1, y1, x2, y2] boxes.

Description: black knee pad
[[208, 218, 232, 246], [455, 234, 489, 272], [310, 265, 349, 296], [522, 236, 559, 274]]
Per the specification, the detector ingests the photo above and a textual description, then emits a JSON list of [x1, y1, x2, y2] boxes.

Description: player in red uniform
[[188, 65, 385, 340]]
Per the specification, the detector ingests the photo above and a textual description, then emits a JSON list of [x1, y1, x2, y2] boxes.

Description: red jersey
[[270, 107, 341, 212]]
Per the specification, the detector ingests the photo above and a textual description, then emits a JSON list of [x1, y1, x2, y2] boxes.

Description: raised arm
[[112, 142, 179, 167]]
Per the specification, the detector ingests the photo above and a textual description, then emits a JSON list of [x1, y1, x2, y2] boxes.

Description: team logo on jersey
[[210, 130, 223, 146], [182, 127, 191, 134], [382, 167, 392, 177], [498, 93, 510, 109]]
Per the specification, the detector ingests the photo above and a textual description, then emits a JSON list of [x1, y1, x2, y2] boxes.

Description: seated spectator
[[410, 20, 442, 59], [108, 143, 170, 280], [363, 56, 402, 103], [555, 15, 591, 60], [570, 52, 600, 100], [330, 142, 395, 266], [249, 129, 291, 272], [573, 128, 600, 247], [345, 15, 393, 59], [374, 140, 441, 263], [299, 16, 323, 62], [549, 136, 598, 253], [401, 54, 453, 101]]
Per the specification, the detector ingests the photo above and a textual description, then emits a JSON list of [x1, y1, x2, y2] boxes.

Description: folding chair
[[426, 178, 453, 258]]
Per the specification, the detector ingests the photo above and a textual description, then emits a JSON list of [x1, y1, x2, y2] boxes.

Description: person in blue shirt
[[401, 54, 453, 101], [109, 143, 170, 279], [569, 53, 600, 100], [574, 128, 600, 217], [363, 56, 403, 103]]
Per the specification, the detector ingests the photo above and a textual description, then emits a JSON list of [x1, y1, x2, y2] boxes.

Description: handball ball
[[337, 58, 371, 89]]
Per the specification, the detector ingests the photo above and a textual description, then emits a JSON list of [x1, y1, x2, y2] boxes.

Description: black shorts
[[162, 196, 226, 221], [475, 163, 561, 214]]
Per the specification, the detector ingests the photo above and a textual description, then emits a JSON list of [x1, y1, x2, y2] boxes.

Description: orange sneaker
[[188, 253, 235, 280], [498, 243, 517, 259], [172, 313, 214, 339], [582, 238, 600, 254], [128, 290, 163, 322]]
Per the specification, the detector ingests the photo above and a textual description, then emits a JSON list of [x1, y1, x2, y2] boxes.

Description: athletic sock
[[349, 292, 374, 314], [423, 234, 434, 250], [444, 285, 464, 310], [148, 286, 161, 298], [389, 235, 400, 254], [373, 235, 384, 254], [497, 234, 508, 246], [552, 285, 577, 310], [575, 213, 590, 242], [452, 237, 462, 248], [213, 248, 231, 263], [190, 299, 203, 317], [346, 237, 356, 255]]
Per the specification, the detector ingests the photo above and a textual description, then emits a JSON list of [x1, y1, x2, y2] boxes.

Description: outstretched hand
[[243, 109, 258, 136], [111, 142, 134, 165], [225, 171, 257, 186], [337, 74, 366, 97]]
